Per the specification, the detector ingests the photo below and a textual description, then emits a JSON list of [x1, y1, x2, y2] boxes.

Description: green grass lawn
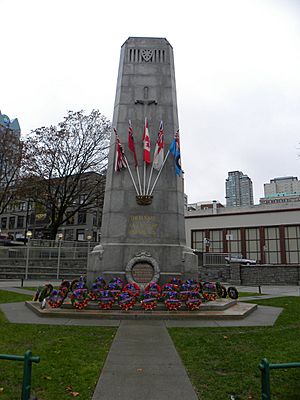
[[0, 290, 116, 399], [169, 296, 300, 400]]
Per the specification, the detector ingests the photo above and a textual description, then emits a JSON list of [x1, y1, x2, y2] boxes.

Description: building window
[[17, 216, 24, 228], [76, 229, 85, 241], [1, 217, 7, 229], [77, 211, 87, 225], [64, 228, 74, 241], [285, 226, 300, 264], [9, 217, 15, 230], [245, 228, 260, 261], [210, 230, 223, 252], [226, 229, 241, 255], [191, 230, 205, 251], [265, 227, 280, 264]]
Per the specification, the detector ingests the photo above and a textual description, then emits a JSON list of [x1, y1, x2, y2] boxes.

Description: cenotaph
[[87, 37, 198, 287]]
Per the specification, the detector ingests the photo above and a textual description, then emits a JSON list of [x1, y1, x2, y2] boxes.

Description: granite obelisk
[[87, 37, 197, 286]]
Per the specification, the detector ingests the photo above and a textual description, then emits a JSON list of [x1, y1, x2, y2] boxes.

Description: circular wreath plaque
[[132, 262, 154, 284], [125, 254, 160, 289]]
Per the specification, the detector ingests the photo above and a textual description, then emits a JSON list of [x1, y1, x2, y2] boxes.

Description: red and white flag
[[114, 128, 127, 172], [142, 118, 151, 165], [128, 120, 138, 167], [153, 121, 164, 171]]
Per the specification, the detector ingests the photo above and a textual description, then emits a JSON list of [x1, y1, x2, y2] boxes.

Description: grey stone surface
[[87, 37, 197, 286], [92, 321, 198, 400]]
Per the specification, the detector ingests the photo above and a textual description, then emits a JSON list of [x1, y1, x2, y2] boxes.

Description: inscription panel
[[132, 262, 154, 284], [128, 215, 159, 237]]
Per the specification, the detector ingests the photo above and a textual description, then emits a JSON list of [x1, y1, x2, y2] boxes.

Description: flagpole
[[136, 166, 142, 195], [149, 150, 170, 196], [146, 163, 154, 195], [124, 156, 139, 195], [143, 162, 146, 195]]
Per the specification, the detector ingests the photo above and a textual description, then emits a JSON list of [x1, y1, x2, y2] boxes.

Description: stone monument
[[87, 37, 198, 287]]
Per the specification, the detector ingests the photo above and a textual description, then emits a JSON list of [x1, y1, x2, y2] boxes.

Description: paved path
[[92, 320, 198, 400]]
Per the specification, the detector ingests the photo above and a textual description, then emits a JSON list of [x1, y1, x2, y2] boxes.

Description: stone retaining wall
[[199, 264, 300, 285]]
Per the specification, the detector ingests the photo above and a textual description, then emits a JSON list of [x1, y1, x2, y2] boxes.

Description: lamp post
[[25, 231, 32, 280], [86, 234, 92, 267], [56, 233, 63, 280]]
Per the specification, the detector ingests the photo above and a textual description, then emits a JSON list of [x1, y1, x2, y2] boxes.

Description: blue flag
[[169, 130, 182, 176]]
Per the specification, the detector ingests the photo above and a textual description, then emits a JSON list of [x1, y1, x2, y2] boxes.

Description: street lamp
[[56, 233, 63, 279], [86, 234, 92, 266], [25, 231, 32, 279]]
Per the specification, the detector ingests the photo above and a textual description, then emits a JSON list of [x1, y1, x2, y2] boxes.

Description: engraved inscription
[[128, 215, 159, 237], [132, 262, 154, 283]]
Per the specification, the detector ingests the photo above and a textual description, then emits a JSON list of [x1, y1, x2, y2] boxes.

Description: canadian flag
[[143, 118, 151, 165]]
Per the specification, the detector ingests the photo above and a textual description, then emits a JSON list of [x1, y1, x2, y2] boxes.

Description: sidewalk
[[92, 320, 198, 400]]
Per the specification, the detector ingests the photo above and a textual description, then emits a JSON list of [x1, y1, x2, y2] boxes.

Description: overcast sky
[[2, 0, 300, 204]]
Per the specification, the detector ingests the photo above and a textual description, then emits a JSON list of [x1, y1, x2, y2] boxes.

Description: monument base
[[87, 243, 198, 288]]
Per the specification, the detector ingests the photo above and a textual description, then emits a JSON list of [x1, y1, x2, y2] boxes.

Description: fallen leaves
[[66, 386, 80, 397]]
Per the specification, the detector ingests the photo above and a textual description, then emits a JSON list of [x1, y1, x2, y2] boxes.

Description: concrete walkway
[[92, 320, 198, 400]]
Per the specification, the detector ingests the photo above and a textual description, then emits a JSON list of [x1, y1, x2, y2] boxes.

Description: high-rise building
[[260, 176, 300, 204], [0, 112, 21, 189], [225, 171, 254, 207]]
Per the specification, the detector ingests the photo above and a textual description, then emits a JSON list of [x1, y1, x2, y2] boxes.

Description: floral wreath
[[185, 292, 202, 311], [70, 288, 89, 310], [140, 293, 158, 311], [144, 282, 161, 299], [118, 291, 136, 311], [227, 286, 239, 299], [123, 282, 140, 298], [107, 277, 124, 299], [202, 282, 217, 301], [36, 284, 53, 302], [98, 290, 115, 310], [163, 291, 181, 311], [48, 289, 65, 308]]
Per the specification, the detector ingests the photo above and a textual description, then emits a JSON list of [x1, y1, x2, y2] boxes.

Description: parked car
[[225, 255, 257, 265]]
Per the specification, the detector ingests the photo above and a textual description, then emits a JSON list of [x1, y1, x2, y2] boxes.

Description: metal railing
[[203, 252, 228, 266], [0, 240, 98, 280], [259, 358, 300, 399], [0, 350, 40, 400]]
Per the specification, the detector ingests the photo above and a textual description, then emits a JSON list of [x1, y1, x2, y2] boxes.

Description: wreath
[[161, 283, 179, 301], [179, 283, 192, 301], [140, 293, 158, 310], [118, 291, 136, 311], [215, 282, 227, 298], [164, 291, 181, 311], [48, 289, 65, 308], [89, 283, 103, 301], [37, 284, 53, 302], [94, 277, 107, 288], [144, 283, 161, 299], [107, 278, 124, 299], [98, 290, 115, 310], [202, 282, 217, 301], [168, 277, 182, 291], [123, 282, 140, 298], [70, 289, 89, 310], [186, 292, 202, 311], [227, 286, 239, 299]]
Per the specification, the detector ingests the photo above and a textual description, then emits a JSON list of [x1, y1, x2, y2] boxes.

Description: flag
[[169, 130, 182, 176], [128, 120, 138, 167], [153, 121, 164, 171], [114, 128, 127, 172], [142, 118, 151, 165]]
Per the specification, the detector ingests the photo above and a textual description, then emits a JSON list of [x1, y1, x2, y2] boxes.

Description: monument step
[[26, 300, 257, 320]]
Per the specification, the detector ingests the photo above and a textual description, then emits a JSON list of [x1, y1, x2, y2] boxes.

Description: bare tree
[[0, 128, 22, 215], [22, 110, 110, 239]]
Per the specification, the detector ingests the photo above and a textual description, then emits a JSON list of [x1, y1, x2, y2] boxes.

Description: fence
[[0, 240, 97, 280], [0, 350, 40, 400], [259, 358, 300, 399]]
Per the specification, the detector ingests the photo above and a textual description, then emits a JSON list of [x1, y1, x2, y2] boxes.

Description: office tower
[[225, 171, 254, 207]]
